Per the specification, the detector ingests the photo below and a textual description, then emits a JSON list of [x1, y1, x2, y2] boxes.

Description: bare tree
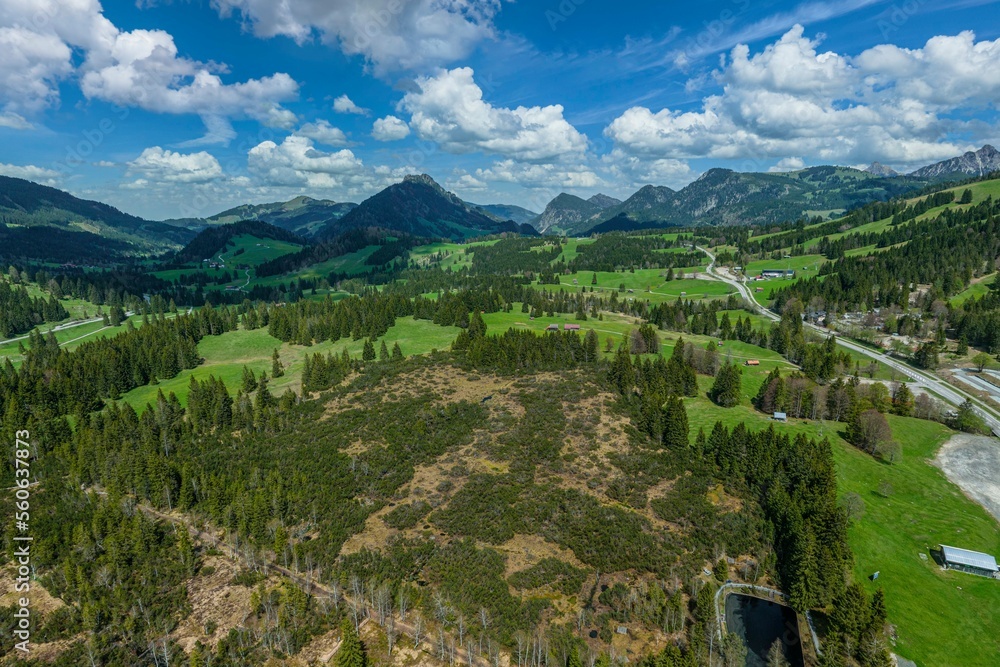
[[413, 615, 425, 648]]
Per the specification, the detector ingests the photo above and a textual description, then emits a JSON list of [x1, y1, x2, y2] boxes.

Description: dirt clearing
[[933, 434, 1000, 524]]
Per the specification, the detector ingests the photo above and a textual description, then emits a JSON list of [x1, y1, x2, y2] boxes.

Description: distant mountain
[[550, 165, 928, 235], [316, 174, 534, 241], [587, 193, 623, 209], [593, 185, 677, 224], [531, 194, 604, 235], [865, 162, 899, 177], [467, 203, 539, 226], [0, 175, 193, 261], [166, 196, 358, 238], [168, 220, 304, 265], [910, 145, 1000, 180]]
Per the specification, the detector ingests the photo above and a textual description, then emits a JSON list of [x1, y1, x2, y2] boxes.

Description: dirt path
[[933, 434, 1000, 524]]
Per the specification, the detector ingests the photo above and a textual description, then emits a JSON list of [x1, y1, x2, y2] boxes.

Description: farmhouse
[[760, 269, 795, 279], [564, 323, 581, 331], [940, 545, 999, 578], [545, 324, 559, 331], [745, 359, 760, 366]]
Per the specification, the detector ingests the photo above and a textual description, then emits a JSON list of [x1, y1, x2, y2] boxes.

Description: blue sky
[[1, 0, 998, 219]]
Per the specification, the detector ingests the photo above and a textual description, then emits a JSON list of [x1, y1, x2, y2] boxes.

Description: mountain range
[[2, 145, 997, 262], [166, 195, 358, 238], [909, 144, 1000, 180]]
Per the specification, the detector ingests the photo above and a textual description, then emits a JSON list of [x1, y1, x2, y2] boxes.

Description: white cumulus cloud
[[212, 0, 501, 73], [248, 135, 365, 188], [127, 147, 224, 184], [605, 25, 999, 170], [0, 0, 298, 140], [372, 115, 410, 141], [0, 162, 61, 185], [401, 67, 588, 162], [333, 94, 369, 115], [295, 120, 349, 146], [475, 160, 602, 189]]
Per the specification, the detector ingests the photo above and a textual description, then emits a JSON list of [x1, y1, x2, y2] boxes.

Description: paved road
[[0, 316, 104, 347], [698, 247, 1000, 436]]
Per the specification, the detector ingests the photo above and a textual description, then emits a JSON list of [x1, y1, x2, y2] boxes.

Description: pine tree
[[583, 329, 599, 362], [661, 396, 689, 449], [468, 310, 487, 339], [271, 348, 284, 377], [709, 362, 742, 408], [335, 617, 367, 667], [891, 383, 913, 416], [766, 639, 790, 667], [241, 365, 257, 393]]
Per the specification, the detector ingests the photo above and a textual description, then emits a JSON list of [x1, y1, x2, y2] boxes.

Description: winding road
[[698, 246, 1000, 436]]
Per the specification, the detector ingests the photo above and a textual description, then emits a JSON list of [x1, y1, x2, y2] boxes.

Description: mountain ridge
[[315, 174, 536, 241], [909, 145, 1000, 180]]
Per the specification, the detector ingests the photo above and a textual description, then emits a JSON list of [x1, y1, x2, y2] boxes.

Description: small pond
[[724, 593, 804, 667]]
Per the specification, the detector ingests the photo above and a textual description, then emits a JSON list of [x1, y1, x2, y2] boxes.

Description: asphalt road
[[698, 247, 1000, 436]]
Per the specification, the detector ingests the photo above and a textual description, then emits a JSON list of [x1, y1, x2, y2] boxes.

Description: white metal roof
[[941, 545, 998, 572]]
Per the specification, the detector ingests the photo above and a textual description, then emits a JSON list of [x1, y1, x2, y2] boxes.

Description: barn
[[940, 545, 999, 578], [564, 323, 581, 331]]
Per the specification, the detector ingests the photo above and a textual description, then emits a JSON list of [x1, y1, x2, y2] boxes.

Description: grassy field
[[950, 273, 996, 306], [409, 239, 501, 272], [154, 234, 304, 285], [553, 268, 734, 303], [742, 255, 827, 305], [833, 416, 1000, 666], [116, 317, 463, 410]]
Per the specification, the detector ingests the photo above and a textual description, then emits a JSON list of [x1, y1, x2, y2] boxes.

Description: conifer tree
[[271, 348, 284, 377], [241, 365, 257, 393], [336, 617, 367, 667], [362, 338, 376, 361], [709, 362, 743, 407], [661, 395, 689, 449]]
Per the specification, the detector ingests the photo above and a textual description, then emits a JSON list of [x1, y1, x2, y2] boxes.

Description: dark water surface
[[724, 593, 804, 667]]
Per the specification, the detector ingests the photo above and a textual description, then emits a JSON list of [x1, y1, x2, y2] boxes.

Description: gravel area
[[933, 434, 1000, 524]]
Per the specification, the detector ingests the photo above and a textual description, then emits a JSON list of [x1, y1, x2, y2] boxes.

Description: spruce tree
[[583, 329, 599, 362], [335, 617, 367, 667], [379, 340, 389, 361], [271, 348, 284, 377], [391, 342, 404, 361], [362, 338, 376, 361], [709, 362, 742, 407], [468, 310, 487, 339], [241, 365, 257, 393], [661, 395, 689, 449]]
